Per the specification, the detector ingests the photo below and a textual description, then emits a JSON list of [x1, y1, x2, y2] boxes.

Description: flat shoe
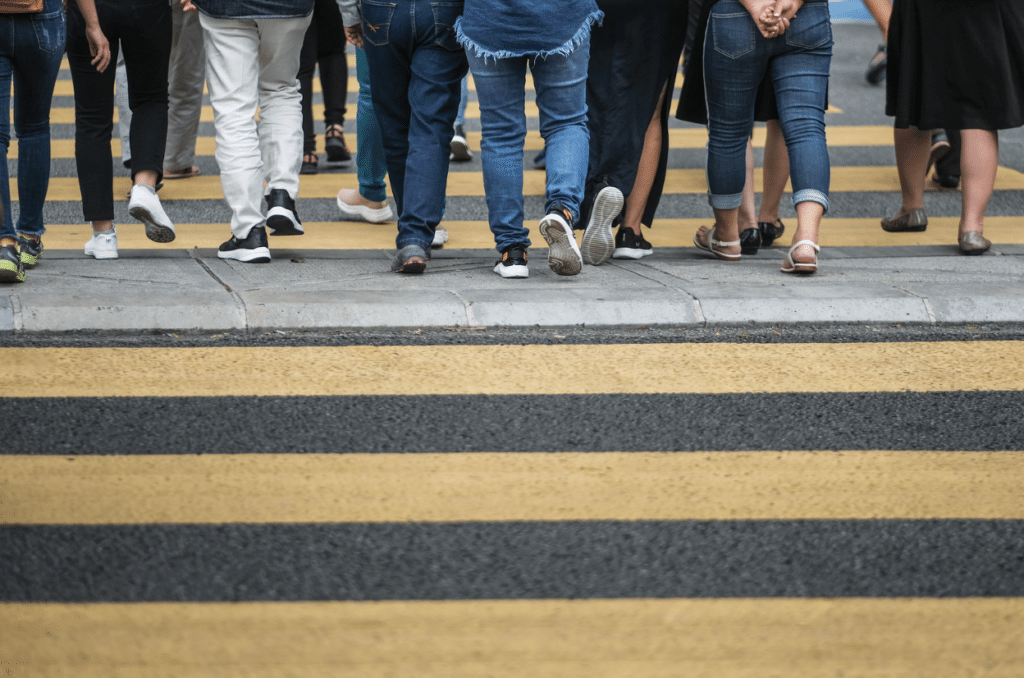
[[693, 225, 741, 261], [781, 239, 819, 274], [739, 227, 761, 255], [758, 219, 785, 247], [163, 166, 200, 180], [958, 231, 991, 255], [880, 208, 927, 233]]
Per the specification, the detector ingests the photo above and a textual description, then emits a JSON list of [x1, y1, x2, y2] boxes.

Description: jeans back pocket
[[361, 0, 395, 47], [711, 11, 755, 59], [785, 2, 832, 50], [431, 1, 462, 52], [32, 8, 66, 56]]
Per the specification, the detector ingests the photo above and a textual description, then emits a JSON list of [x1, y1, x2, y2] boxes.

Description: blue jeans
[[355, 47, 388, 203], [455, 74, 468, 128], [361, 0, 467, 250], [703, 0, 832, 212], [468, 41, 590, 252], [0, 0, 65, 239]]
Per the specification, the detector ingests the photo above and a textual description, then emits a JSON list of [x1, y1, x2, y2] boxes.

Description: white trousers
[[198, 11, 310, 238]]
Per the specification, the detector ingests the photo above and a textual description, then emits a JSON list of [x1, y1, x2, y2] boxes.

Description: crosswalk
[[2, 338, 1023, 674]]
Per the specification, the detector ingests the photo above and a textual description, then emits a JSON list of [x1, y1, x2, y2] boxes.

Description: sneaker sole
[[0, 261, 25, 282], [84, 248, 118, 260], [218, 247, 271, 263], [336, 196, 393, 224], [539, 215, 583, 276], [581, 186, 624, 266], [130, 205, 176, 243], [493, 262, 529, 278], [20, 253, 40, 269], [267, 208, 304, 236], [450, 137, 472, 162], [612, 247, 652, 260]]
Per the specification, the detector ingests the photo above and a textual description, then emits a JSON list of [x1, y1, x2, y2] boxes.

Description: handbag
[[0, 0, 43, 12]]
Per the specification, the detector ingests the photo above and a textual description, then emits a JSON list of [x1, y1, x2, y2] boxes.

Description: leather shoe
[[881, 208, 927, 233], [739, 227, 761, 255], [958, 231, 991, 255], [758, 219, 785, 247]]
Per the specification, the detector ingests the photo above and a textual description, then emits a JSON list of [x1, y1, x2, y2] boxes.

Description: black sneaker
[[218, 226, 271, 263], [0, 243, 26, 283], [265, 188, 303, 236], [18, 232, 43, 269], [494, 244, 529, 278], [612, 226, 653, 259], [450, 124, 472, 162], [325, 124, 351, 162]]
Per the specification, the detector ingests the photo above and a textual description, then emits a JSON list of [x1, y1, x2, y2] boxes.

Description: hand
[[86, 24, 110, 72], [181, 0, 196, 11], [742, 0, 781, 37], [344, 24, 363, 49], [775, 0, 803, 22]]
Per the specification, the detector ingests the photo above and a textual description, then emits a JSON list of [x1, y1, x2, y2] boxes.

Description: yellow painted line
[[4, 599, 1022, 677], [3, 342, 1024, 397], [3, 451, 1022, 525], [22, 126, 895, 159], [32, 216, 1024, 251], [31, 166, 1024, 202]]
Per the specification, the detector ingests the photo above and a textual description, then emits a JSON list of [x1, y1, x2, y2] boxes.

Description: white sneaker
[[128, 184, 175, 243], [431, 227, 449, 249], [84, 228, 118, 260], [581, 185, 624, 266], [538, 207, 583, 276], [336, 188, 393, 224]]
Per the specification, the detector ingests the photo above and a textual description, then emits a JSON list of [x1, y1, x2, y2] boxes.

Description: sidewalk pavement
[[2, 244, 1023, 333]]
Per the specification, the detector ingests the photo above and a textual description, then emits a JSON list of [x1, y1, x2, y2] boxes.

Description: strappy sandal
[[324, 124, 351, 162], [693, 225, 741, 261], [781, 239, 820, 274]]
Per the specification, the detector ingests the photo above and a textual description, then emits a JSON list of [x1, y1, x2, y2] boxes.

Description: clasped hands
[[745, 0, 803, 38]]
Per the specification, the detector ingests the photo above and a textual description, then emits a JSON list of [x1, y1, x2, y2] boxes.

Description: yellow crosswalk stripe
[[30, 216, 1024, 250], [4, 450, 1022, 525], [31, 166, 1024, 202], [5, 599, 1022, 677], [4, 342, 1024, 398]]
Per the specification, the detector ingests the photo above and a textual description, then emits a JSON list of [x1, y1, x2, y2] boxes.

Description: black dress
[[577, 0, 687, 230], [886, 0, 1024, 131]]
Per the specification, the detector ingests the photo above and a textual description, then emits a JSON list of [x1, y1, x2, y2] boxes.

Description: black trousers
[[67, 0, 171, 221], [298, 0, 349, 154]]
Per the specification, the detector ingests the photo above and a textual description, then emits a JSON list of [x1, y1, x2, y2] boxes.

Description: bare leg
[[738, 138, 757, 233], [695, 207, 742, 259], [959, 129, 998, 236], [789, 200, 823, 265], [894, 126, 930, 214], [862, 0, 891, 40], [757, 119, 789, 225], [621, 84, 666, 235]]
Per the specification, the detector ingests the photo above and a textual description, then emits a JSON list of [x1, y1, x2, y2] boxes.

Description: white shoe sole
[[612, 247, 653, 260], [450, 136, 472, 161], [336, 195, 394, 224], [84, 247, 118, 260], [129, 205, 176, 243], [218, 247, 271, 263], [493, 262, 529, 278], [267, 207, 304, 236], [581, 186, 624, 266], [538, 214, 583, 276]]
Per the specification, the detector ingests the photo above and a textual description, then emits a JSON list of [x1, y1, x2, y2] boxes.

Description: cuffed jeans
[[355, 47, 388, 203], [468, 41, 590, 252], [0, 0, 64, 239], [67, 0, 171, 222], [199, 11, 310, 239], [361, 0, 467, 251], [703, 0, 832, 212]]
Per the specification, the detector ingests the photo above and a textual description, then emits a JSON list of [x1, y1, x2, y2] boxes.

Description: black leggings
[[67, 0, 170, 221], [297, 0, 349, 154]]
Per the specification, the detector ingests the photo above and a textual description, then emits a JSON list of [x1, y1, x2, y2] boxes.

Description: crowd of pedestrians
[[1, 0, 1022, 284]]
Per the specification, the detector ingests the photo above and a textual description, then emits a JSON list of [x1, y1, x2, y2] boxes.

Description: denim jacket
[[193, 0, 313, 20], [456, 0, 602, 60]]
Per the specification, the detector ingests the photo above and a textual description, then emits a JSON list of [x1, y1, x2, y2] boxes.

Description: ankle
[[0, 237, 17, 247]]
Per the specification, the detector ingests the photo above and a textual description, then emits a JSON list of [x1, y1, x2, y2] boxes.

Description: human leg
[[297, 18, 319, 170], [450, 75, 472, 161], [756, 118, 789, 245], [957, 128, 997, 254], [315, 0, 350, 162], [882, 126, 930, 231], [164, 0, 205, 175]]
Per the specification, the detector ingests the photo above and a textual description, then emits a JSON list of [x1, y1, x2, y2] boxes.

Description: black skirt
[[886, 0, 1024, 131]]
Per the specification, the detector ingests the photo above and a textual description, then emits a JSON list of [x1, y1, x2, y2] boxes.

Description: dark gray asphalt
[[3, 391, 1024, 455], [4, 521, 1023, 602]]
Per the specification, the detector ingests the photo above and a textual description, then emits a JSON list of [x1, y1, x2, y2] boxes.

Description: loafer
[[958, 231, 991, 255], [739, 227, 761, 255], [881, 208, 927, 233], [758, 219, 785, 247]]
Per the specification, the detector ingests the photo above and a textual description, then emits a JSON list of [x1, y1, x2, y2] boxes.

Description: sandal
[[163, 165, 201, 180], [693, 225, 741, 261], [324, 124, 351, 162], [781, 239, 820, 274], [300, 153, 318, 175]]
